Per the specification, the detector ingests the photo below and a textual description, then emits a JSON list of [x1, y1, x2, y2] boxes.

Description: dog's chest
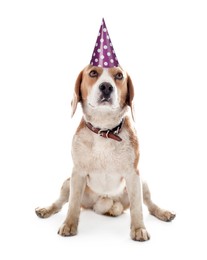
[[72, 128, 135, 195], [74, 128, 133, 170], [87, 136, 129, 195]]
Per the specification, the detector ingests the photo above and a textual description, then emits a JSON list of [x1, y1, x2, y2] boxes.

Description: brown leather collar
[[85, 119, 124, 142]]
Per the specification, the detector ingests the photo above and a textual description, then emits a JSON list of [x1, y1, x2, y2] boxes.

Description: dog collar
[[85, 119, 124, 142]]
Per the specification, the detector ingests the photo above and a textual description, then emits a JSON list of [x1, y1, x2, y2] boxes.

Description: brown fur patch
[[80, 66, 103, 100], [76, 118, 85, 134], [71, 70, 83, 117], [108, 67, 128, 107], [124, 116, 139, 169]]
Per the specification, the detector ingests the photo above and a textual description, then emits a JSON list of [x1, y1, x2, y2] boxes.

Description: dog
[[35, 65, 175, 241]]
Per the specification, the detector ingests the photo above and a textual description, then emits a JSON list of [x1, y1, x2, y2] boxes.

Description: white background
[[0, 0, 207, 259]]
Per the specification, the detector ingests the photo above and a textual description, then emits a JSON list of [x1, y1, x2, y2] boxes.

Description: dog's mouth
[[101, 97, 111, 102], [88, 96, 119, 110], [88, 102, 119, 110], [98, 96, 112, 105]]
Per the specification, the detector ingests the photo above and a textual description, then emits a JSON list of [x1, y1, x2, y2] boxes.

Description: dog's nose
[[99, 82, 113, 97]]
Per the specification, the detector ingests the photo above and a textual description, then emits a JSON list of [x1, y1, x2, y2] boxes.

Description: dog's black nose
[[99, 82, 113, 97]]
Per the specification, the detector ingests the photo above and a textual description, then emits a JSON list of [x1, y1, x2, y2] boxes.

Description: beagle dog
[[35, 65, 175, 241]]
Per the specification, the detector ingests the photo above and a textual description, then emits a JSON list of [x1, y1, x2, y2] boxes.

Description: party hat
[[90, 18, 119, 68]]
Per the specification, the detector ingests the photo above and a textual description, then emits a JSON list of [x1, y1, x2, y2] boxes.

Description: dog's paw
[[58, 223, 77, 237], [161, 210, 176, 222], [130, 227, 150, 241], [152, 209, 176, 222], [35, 207, 52, 218], [107, 201, 124, 217]]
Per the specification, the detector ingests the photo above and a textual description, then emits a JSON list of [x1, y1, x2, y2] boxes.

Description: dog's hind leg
[[142, 182, 176, 221], [35, 178, 70, 218]]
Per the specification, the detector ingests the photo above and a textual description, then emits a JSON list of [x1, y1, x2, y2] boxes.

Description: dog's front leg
[[125, 171, 150, 241], [58, 170, 86, 236]]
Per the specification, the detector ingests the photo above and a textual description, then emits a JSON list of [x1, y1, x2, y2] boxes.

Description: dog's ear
[[71, 70, 83, 117], [126, 74, 135, 120]]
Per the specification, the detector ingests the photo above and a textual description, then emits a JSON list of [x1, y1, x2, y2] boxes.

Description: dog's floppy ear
[[71, 70, 83, 117], [126, 74, 135, 120]]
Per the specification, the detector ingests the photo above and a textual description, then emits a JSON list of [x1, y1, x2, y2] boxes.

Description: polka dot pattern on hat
[[90, 18, 119, 68]]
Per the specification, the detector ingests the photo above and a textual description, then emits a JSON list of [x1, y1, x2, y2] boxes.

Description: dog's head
[[71, 65, 134, 126]]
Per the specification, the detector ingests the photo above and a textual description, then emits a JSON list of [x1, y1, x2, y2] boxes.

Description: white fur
[[72, 126, 135, 196]]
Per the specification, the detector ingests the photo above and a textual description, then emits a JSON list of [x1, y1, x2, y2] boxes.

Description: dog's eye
[[89, 70, 98, 78], [115, 72, 123, 80]]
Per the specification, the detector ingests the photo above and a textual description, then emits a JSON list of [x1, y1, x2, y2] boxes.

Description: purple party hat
[[90, 18, 119, 68]]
